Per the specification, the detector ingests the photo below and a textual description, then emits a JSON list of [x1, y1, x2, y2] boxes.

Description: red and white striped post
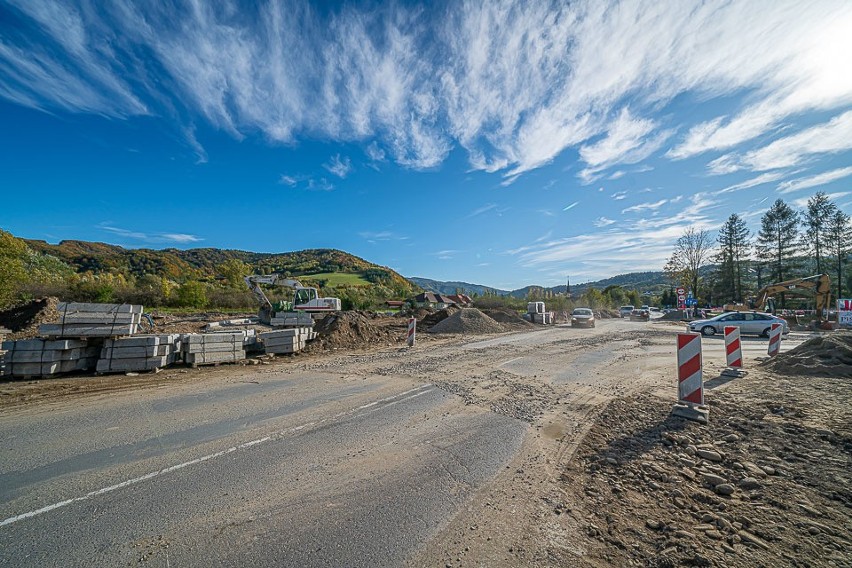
[[407, 317, 416, 347], [724, 326, 743, 368], [677, 333, 704, 405], [767, 323, 783, 357]]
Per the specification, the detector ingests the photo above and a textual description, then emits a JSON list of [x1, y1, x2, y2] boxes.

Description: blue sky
[[1, 1, 851, 290]]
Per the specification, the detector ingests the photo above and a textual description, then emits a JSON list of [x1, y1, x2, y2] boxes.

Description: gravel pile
[[427, 308, 505, 334], [761, 331, 852, 377], [420, 306, 459, 329], [482, 308, 534, 328]]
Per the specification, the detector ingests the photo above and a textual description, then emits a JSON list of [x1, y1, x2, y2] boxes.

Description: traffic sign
[[676, 287, 686, 295]]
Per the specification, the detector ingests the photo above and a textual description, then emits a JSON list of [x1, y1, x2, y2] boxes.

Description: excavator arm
[[752, 274, 831, 321], [244, 275, 305, 324]]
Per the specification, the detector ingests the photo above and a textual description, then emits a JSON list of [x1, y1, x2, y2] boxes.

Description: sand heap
[[482, 308, 534, 328], [761, 331, 852, 377], [427, 308, 506, 335], [0, 297, 60, 340], [420, 306, 460, 329]]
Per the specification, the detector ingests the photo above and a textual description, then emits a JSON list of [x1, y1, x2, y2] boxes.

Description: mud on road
[[1, 320, 849, 567]]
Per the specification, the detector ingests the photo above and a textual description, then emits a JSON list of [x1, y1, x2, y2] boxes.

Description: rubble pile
[[307, 311, 404, 351], [420, 306, 459, 329], [761, 331, 852, 377], [0, 297, 60, 340], [482, 308, 534, 328]]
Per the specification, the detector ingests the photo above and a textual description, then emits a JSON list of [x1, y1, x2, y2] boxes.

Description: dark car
[[630, 309, 650, 321], [571, 308, 596, 328]]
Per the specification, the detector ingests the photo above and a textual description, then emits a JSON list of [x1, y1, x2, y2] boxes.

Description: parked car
[[619, 305, 635, 318], [571, 308, 596, 328], [688, 311, 789, 337], [630, 309, 650, 321]]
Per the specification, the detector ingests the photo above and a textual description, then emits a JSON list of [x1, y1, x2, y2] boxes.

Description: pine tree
[[825, 208, 852, 299], [803, 192, 836, 275], [757, 199, 800, 283], [715, 214, 751, 303]]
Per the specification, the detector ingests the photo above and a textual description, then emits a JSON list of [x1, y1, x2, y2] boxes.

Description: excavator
[[723, 273, 831, 324], [244, 274, 341, 325]]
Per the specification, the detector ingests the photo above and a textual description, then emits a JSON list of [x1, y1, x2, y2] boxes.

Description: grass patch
[[299, 272, 371, 286]]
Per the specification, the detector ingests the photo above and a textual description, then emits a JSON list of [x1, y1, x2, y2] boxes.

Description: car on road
[[571, 308, 596, 328], [688, 311, 789, 337], [630, 308, 650, 321], [619, 305, 635, 318]]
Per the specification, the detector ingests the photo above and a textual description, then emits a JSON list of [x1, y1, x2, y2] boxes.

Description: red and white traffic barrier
[[407, 317, 416, 347], [767, 323, 783, 357], [677, 332, 703, 405], [724, 326, 743, 368]]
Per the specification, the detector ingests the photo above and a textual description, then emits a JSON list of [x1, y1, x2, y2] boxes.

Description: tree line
[[665, 192, 852, 307]]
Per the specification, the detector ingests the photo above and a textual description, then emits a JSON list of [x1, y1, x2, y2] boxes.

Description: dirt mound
[[482, 308, 534, 328], [420, 306, 460, 329], [0, 297, 60, 339], [427, 308, 505, 335], [761, 331, 852, 377], [305, 311, 405, 351]]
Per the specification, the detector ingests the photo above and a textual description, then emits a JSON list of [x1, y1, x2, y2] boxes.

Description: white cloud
[[777, 166, 852, 194], [715, 171, 790, 194], [563, 201, 579, 211], [577, 108, 671, 183], [2, 1, 851, 177], [622, 199, 668, 214], [358, 230, 409, 242], [365, 142, 386, 162], [594, 217, 615, 227], [612, 191, 628, 201], [323, 154, 352, 178], [99, 224, 203, 244], [710, 111, 852, 173], [466, 203, 498, 218], [278, 175, 298, 186]]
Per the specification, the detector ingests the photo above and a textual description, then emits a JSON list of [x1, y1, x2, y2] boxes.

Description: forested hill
[[24, 239, 414, 292]]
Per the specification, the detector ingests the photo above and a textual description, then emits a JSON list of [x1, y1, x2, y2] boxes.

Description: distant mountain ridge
[[409, 271, 673, 297]]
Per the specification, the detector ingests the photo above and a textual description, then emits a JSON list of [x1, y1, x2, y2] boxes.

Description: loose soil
[[0, 297, 60, 339], [761, 331, 852, 377], [427, 308, 507, 334]]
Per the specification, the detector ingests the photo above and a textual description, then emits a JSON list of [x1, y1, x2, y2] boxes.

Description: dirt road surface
[[1, 319, 849, 567]]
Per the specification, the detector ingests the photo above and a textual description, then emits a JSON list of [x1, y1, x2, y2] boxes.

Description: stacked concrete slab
[[260, 327, 316, 354], [97, 334, 181, 373], [2, 338, 99, 378], [182, 331, 249, 366], [39, 302, 144, 337], [270, 312, 314, 328], [531, 312, 555, 324]]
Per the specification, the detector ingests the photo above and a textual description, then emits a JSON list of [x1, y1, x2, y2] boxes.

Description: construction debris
[[182, 331, 250, 367], [97, 334, 182, 373], [760, 331, 852, 377], [38, 302, 144, 337], [2, 338, 99, 378], [260, 328, 316, 354]]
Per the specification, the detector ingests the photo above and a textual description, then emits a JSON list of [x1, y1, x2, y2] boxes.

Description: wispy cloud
[[709, 111, 852, 173], [578, 108, 671, 183], [777, 166, 852, 194], [466, 203, 498, 218], [3, 2, 849, 178], [612, 191, 628, 201], [563, 201, 579, 211], [622, 199, 668, 214], [594, 217, 615, 227], [715, 171, 790, 194], [358, 230, 409, 243], [278, 174, 334, 191], [99, 224, 202, 244], [323, 154, 352, 178]]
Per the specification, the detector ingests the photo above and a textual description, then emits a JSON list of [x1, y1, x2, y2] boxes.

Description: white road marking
[[1, 384, 435, 529]]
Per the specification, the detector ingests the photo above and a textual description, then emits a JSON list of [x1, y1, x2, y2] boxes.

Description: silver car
[[688, 311, 789, 337]]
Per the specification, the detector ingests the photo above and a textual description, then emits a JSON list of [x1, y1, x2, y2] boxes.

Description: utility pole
[[566, 276, 571, 298]]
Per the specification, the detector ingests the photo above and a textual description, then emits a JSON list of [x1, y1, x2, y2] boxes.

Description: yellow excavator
[[724, 274, 831, 323]]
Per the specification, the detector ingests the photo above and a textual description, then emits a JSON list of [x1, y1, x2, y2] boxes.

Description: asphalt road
[[0, 317, 807, 567], [0, 369, 525, 567]]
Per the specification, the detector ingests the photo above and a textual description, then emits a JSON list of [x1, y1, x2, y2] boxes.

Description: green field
[[299, 272, 371, 286]]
